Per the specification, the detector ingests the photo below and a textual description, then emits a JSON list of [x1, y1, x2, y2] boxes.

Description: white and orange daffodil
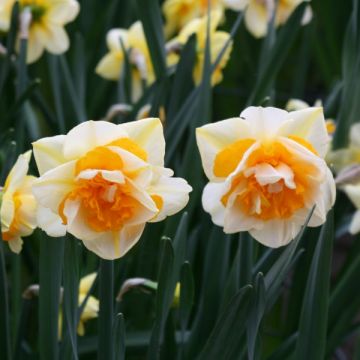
[[162, 0, 224, 38], [196, 106, 336, 247], [170, 10, 232, 86], [32, 119, 192, 259], [224, 0, 312, 38], [1, 151, 37, 253], [0, 0, 79, 63]]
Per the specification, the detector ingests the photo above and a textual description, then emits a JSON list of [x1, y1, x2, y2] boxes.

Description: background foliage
[[0, 0, 360, 359]]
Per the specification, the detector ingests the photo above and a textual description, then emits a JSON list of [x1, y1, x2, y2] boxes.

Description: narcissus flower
[[170, 10, 232, 86], [1, 151, 37, 253], [196, 106, 336, 247], [224, 0, 312, 38], [162, 0, 224, 37], [327, 123, 360, 173], [0, 0, 80, 63], [32, 119, 192, 259]]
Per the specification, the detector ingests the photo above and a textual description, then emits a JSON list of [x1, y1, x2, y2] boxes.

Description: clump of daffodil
[[32, 118, 192, 260], [224, 0, 312, 38], [96, 22, 178, 103], [0, 0, 80, 64], [1, 151, 37, 253], [196, 106, 336, 247], [327, 123, 360, 174], [162, 0, 224, 38], [169, 10, 233, 86]]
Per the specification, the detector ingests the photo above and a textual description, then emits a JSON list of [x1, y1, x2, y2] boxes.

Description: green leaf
[[294, 209, 334, 360], [0, 240, 11, 360], [113, 313, 126, 360], [147, 238, 175, 360], [197, 285, 253, 360], [135, 0, 166, 81], [247, 273, 265, 360], [39, 235, 65, 360], [98, 259, 115, 360]]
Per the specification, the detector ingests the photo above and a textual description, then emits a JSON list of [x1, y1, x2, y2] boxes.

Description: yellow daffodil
[[77, 272, 99, 336], [196, 106, 336, 247], [327, 123, 360, 174], [162, 0, 224, 38], [170, 10, 232, 86], [96, 22, 167, 103], [224, 0, 312, 38], [286, 98, 336, 138], [0, 0, 80, 64], [1, 151, 37, 253], [32, 119, 192, 259]]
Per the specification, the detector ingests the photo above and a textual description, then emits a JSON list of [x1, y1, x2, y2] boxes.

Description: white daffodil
[[196, 106, 336, 247], [32, 118, 192, 260], [1, 151, 37, 253], [224, 0, 312, 38], [0, 0, 80, 64], [170, 10, 232, 86], [162, 0, 224, 38]]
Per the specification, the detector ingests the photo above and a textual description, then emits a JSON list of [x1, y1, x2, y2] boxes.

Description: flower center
[[20, 0, 47, 23], [217, 137, 320, 220], [59, 137, 153, 232]]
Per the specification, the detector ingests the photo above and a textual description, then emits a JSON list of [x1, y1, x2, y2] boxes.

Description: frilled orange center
[[2, 193, 22, 241], [58, 138, 161, 232], [217, 137, 319, 220]]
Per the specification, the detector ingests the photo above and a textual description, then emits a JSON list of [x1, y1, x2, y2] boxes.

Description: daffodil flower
[[224, 0, 312, 38], [162, 0, 224, 38], [0, 0, 80, 64], [196, 106, 336, 247], [170, 10, 232, 86], [1, 151, 37, 253], [32, 119, 192, 259], [327, 123, 360, 174]]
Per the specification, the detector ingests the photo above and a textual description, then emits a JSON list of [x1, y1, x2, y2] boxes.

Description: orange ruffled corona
[[196, 106, 336, 247]]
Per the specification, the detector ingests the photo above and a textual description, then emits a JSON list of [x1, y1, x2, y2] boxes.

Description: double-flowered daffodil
[[170, 10, 232, 86], [32, 119, 192, 259], [224, 0, 312, 38], [196, 106, 336, 247], [162, 0, 224, 38], [1, 151, 37, 253], [0, 0, 79, 63]]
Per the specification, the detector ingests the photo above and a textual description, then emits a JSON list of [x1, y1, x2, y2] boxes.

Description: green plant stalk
[[98, 259, 114, 360]]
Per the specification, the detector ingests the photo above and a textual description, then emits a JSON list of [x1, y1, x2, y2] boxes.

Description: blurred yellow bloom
[[172, 282, 181, 307], [171, 10, 233, 86], [224, 0, 312, 38], [196, 106, 335, 247], [327, 123, 360, 173], [1, 151, 37, 253], [77, 273, 99, 336], [162, 0, 224, 38], [0, 0, 79, 63], [32, 119, 192, 259], [95, 23, 153, 103]]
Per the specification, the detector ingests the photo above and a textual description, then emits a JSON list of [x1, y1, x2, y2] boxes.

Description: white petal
[[121, 118, 165, 166], [244, 2, 268, 38], [4, 150, 31, 194], [343, 183, 360, 209], [196, 118, 252, 181], [27, 26, 45, 63], [285, 99, 310, 111], [37, 23, 70, 54], [76, 169, 125, 184], [32, 160, 76, 213], [1, 193, 15, 230], [32, 135, 67, 175], [350, 210, 360, 234], [224, 0, 249, 11], [202, 182, 227, 226], [36, 205, 66, 237], [80, 224, 146, 260], [46, 0, 80, 24], [8, 237, 23, 254], [63, 121, 128, 160], [148, 176, 192, 222], [106, 28, 129, 52], [350, 123, 360, 148], [278, 107, 329, 157], [240, 106, 289, 139]]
